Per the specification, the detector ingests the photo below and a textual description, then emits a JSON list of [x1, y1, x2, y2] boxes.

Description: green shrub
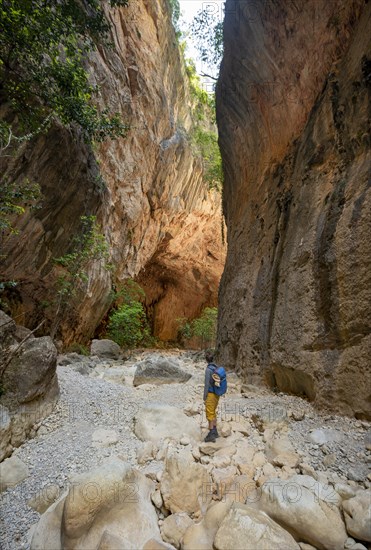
[[176, 317, 193, 343], [106, 279, 152, 348], [192, 307, 218, 348], [177, 307, 218, 349], [107, 301, 149, 349]]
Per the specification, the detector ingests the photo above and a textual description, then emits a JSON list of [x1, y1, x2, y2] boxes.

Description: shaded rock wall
[[0, 0, 225, 343], [0, 311, 59, 461], [216, 0, 370, 418]]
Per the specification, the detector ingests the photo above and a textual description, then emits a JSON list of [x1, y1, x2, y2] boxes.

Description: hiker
[[203, 352, 227, 443]]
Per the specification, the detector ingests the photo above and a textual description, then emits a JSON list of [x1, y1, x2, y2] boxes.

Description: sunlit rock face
[[0, 0, 225, 343], [216, 0, 370, 418]]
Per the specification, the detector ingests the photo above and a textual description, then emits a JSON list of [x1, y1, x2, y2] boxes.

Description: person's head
[[205, 352, 214, 364]]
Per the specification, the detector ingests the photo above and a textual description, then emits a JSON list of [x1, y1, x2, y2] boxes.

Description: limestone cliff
[[217, 0, 370, 418], [0, 0, 225, 343]]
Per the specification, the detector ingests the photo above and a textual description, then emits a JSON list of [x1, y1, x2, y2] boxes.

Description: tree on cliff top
[[0, 0, 129, 148], [190, 6, 223, 71]]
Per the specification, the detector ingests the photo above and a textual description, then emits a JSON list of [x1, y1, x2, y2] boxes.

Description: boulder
[[154, 490, 165, 511], [0, 455, 29, 491], [182, 501, 232, 550], [214, 502, 300, 550], [199, 439, 235, 457], [0, 310, 16, 348], [253, 451, 267, 468], [0, 331, 59, 453], [133, 356, 191, 386], [220, 423, 232, 437], [160, 448, 212, 516], [143, 539, 176, 550], [2, 336, 58, 404], [90, 339, 121, 359], [14, 325, 34, 342], [212, 466, 238, 500], [273, 452, 301, 469], [265, 436, 296, 461], [97, 531, 128, 549], [342, 490, 371, 542], [334, 482, 359, 501], [28, 484, 61, 514], [161, 512, 193, 549], [256, 475, 347, 550], [31, 458, 160, 550], [211, 455, 231, 469], [230, 420, 250, 436], [233, 441, 256, 476], [134, 404, 200, 442]]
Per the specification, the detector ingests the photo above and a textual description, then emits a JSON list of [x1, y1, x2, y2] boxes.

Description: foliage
[[0, 179, 41, 236], [185, 58, 215, 118], [0, 178, 42, 308], [0, 0, 129, 146], [190, 8, 223, 68], [177, 307, 218, 349], [52, 215, 111, 336], [107, 279, 150, 348], [107, 302, 150, 348], [0, 280, 17, 309], [191, 128, 223, 191], [176, 317, 193, 342], [167, 0, 180, 35], [184, 59, 222, 190], [192, 307, 218, 348], [111, 278, 145, 305]]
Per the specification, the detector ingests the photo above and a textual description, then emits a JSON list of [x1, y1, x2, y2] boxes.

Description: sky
[[178, 1, 225, 87]]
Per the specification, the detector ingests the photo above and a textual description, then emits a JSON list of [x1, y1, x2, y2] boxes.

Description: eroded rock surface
[[0, 0, 225, 345], [217, 0, 371, 418], [30, 458, 159, 550], [134, 403, 201, 443], [0, 311, 59, 460]]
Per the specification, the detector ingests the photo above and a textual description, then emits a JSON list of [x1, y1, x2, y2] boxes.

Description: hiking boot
[[204, 430, 216, 443], [212, 428, 219, 439]]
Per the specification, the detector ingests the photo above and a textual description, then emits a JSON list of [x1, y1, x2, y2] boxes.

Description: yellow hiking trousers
[[205, 392, 220, 422]]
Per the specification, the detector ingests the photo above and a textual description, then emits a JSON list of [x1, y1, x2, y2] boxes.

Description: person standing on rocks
[[203, 352, 226, 442]]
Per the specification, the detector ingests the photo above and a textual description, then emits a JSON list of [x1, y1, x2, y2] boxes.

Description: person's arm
[[204, 367, 211, 401]]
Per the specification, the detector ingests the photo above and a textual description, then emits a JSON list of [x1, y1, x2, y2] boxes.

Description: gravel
[[0, 351, 370, 549]]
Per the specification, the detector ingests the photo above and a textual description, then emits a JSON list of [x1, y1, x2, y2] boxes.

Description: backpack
[[208, 363, 227, 396]]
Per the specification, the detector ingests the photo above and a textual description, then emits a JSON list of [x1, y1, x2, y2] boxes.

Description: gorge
[[0, 1, 371, 548]]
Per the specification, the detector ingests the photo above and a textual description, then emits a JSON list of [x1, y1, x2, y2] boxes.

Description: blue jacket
[[204, 363, 216, 400]]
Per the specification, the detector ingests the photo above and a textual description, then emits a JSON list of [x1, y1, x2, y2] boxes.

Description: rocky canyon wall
[[216, 0, 370, 418], [0, 0, 225, 343]]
